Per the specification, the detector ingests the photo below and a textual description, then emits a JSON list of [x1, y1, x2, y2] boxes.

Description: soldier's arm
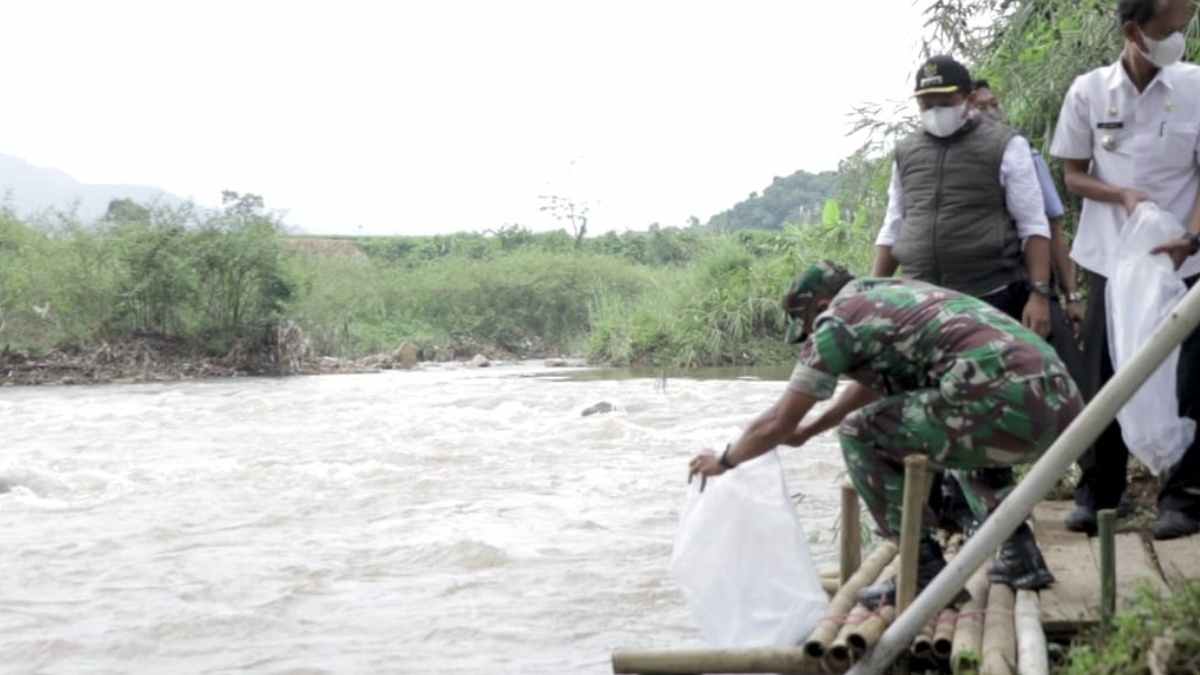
[[782, 381, 879, 446], [721, 388, 819, 467]]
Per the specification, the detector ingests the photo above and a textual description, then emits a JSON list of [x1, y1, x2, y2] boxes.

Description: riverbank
[[0, 332, 586, 387]]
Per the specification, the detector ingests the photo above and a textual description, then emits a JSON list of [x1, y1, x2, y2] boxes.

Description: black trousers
[[1074, 270, 1200, 514]]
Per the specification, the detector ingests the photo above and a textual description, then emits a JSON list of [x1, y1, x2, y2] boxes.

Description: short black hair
[[1118, 0, 1161, 28], [973, 79, 991, 91]]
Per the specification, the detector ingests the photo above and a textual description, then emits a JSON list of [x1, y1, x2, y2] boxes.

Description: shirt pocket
[[1157, 122, 1200, 168]]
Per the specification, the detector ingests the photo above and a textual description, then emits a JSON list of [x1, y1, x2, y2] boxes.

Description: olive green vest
[[891, 117, 1024, 297]]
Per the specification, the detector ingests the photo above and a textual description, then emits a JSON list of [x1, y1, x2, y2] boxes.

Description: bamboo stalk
[[951, 565, 991, 674], [933, 608, 958, 659], [830, 604, 871, 668], [981, 583, 1016, 675], [822, 576, 840, 596], [843, 559, 898, 655], [841, 481, 863, 585], [1098, 509, 1117, 623], [897, 455, 930, 613], [612, 647, 823, 674], [1015, 590, 1049, 675], [849, 605, 896, 653], [910, 616, 936, 658], [804, 542, 898, 659]]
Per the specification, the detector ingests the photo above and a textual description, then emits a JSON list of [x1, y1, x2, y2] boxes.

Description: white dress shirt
[[875, 134, 1052, 247], [1050, 60, 1200, 279]]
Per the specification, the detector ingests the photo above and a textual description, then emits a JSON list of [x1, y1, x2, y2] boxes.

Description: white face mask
[[1138, 28, 1187, 68], [921, 103, 968, 138]]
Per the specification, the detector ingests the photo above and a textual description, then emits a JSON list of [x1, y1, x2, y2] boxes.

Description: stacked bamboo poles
[[803, 542, 898, 659], [933, 608, 958, 659], [981, 584, 1017, 675], [951, 565, 991, 674], [826, 560, 899, 668], [1015, 590, 1049, 675]]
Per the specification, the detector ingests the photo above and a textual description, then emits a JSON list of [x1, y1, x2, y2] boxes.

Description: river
[[0, 363, 848, 674]]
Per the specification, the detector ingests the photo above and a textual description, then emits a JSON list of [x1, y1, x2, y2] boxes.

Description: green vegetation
[[1056, 581, 1200, 675], [1, 185, 875, 367]]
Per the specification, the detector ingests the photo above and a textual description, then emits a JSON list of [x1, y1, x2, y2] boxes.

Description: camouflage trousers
[[839, 370, 1083, 538]]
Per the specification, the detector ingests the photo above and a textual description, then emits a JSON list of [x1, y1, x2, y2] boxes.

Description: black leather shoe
[[858, 536, 946, 610], [990, 522, 1055, 590], [1152, 510, 1200, 540], [1064, 504, 1097, 535]]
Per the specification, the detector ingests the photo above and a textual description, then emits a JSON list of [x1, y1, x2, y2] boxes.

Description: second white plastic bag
[[1107, 202, 1196, 475], [670, 450, 828, 647]]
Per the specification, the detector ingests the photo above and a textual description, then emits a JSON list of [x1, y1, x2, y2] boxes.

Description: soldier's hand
[[1022, 294, 1051, 338], [688, 450, 727, 492]]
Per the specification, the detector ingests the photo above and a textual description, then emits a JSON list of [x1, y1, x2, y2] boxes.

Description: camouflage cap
[[782, 261, 855, 343]]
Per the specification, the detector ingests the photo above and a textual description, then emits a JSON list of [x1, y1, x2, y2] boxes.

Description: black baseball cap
[[914, 55, 973, 96]]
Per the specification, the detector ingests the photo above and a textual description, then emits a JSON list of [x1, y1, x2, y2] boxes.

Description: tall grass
[[1, 200, 877, 367]]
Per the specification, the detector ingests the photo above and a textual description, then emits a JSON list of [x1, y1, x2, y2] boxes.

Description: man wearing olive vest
[[872, 55, 1054, 327], [870, 56, 1055, 568]]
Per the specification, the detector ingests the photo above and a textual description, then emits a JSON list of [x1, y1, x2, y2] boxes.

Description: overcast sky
[[0, 1, 928, 235]]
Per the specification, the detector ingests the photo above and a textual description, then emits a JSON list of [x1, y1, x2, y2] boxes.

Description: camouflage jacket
[[787, 278, 1069, 401]]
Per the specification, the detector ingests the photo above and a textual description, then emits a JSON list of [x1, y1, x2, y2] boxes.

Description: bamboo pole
[[1098, 509, 1117, 623], [804, 542, 898, 659], [932, 608, 958, 659], [612, 647, 824, 674], [849, 605, 897, 654], [910, 617, 936, 658], [841, 482, 863, 585], [951, 565, 991, 674], [830, 604, 871, 668], [897, 455, 930, 614], [1015, 590, 1049, 675], [821, 576, 840, 596], [981, 584, 1016, 675], [845, 282, 1200, 675]]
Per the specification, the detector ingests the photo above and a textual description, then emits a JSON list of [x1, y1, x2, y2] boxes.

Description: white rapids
[[0, 363, 848, 674]]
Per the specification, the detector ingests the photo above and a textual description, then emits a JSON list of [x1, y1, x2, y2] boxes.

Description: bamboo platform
[[614, 500, 1200, 674], [1032, 500, 1177, 636]]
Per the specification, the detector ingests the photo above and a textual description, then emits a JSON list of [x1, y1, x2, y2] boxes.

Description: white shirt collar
[[1105, 57, 1175, 94]]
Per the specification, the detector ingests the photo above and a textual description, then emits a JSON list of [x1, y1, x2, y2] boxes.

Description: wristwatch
[[1028, 281, 1053, 298], [719, 444, 737, 470], [1188, 231, 1200, 256]]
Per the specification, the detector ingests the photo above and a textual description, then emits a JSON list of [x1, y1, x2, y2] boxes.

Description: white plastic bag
[[670, 450, 828, 647], [1107, 202, 1196, 475]]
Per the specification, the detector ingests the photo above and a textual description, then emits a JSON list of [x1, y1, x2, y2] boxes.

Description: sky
[[0, 1, 928, 235]]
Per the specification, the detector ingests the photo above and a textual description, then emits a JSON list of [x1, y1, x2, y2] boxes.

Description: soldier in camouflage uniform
[[688, 261, 1082, 609]]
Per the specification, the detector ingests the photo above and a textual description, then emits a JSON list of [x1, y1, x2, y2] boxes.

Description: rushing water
[[0, 363, 848, 674]]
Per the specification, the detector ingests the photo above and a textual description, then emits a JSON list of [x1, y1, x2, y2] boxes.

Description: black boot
[[990, 522, 1055, 590], [858, 535, 946, 610]]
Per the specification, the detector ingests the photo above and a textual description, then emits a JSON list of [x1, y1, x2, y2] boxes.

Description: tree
[[538, 194, 589, 247]]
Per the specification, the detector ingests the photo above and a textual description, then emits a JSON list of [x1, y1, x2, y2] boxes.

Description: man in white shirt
[[1051, 0, 1200, 539]]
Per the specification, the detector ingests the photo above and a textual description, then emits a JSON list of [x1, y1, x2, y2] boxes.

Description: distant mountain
[[706, 169, 840, 231], [0, 153, 185, 222]]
